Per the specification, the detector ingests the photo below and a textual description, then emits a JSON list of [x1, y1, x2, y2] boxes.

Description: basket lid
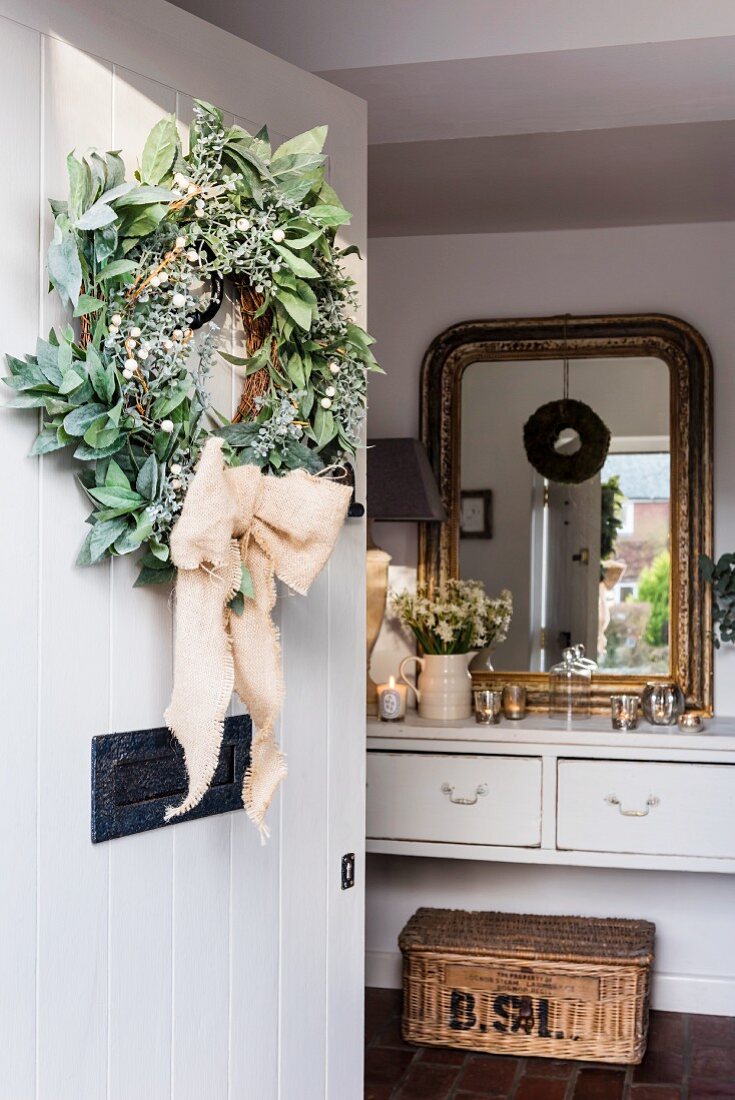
[[399, 908, 655, 965]]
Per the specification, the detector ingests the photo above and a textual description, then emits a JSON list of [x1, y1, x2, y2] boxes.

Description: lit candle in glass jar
[[377, 675, 407, 721], [502, 683, 527, 720]]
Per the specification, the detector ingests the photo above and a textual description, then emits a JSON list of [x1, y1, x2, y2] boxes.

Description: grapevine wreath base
[[4, 101, 378, 834]]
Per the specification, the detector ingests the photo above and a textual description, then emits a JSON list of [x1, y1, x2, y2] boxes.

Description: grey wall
[[367, 220, 735, 712]]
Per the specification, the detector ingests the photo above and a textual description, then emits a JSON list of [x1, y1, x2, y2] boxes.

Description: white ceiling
[[171, 0, 735, 71], [321, 37, 735, 145], [170, 0, 735, 236]]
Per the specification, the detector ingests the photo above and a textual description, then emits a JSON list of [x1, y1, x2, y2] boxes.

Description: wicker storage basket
[[399, 908, 655, 1064]]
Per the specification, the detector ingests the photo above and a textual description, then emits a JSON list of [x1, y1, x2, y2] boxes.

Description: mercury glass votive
[[502, 683, 527, 720], [610, 693, 640, 731], [474, 689, 503, 725], [678, 711, 706, 733]]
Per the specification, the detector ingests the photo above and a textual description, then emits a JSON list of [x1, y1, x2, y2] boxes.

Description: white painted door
[[545, 475, 601, 664], [0, 2, 367, 1098]]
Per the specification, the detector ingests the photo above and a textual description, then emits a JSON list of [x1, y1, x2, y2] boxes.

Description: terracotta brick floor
[[365, 988, 735, 1100]]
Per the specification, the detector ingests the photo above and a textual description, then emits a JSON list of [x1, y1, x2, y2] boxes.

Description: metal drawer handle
[[441, 782, 488, 806], [605, 794, 660, 817]]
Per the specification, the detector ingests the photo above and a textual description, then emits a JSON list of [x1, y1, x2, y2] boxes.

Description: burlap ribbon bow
[[164, 437, 351, 836]]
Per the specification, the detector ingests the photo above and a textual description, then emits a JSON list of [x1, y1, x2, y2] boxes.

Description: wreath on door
[[3, 100, 378, 834], [4, 99, 378, 585]]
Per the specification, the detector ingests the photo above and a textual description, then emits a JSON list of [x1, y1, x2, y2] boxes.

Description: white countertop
[[367, 711, 735, 752]]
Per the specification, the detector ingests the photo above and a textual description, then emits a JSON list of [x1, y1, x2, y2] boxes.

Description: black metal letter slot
[[91, 714, 251, 843]]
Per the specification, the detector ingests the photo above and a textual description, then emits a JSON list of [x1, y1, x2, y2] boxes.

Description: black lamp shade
[[367, 437, 447, 522]]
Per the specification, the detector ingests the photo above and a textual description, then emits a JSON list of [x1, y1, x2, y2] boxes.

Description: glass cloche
[[549, 646, 592, 722]]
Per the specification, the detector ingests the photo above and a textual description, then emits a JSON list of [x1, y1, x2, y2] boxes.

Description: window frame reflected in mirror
[[418, 313, 713, 714]]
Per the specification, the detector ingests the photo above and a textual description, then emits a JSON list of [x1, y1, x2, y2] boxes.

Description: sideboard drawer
[[557, 760, 735, 859], [367, 752, 542, 846]]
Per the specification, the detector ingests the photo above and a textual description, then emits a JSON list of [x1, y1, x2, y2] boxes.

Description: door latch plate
[[341, 852, 355, 889]]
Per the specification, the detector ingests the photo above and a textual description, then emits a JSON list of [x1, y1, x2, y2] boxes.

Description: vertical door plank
[[170, 90, 233, 1100], [227, 111, 282, 1100], [325, 120, 368, 1096], [0, 19, 41, 1100], [326, 524, 367, 1100], [171, 818, 231, 1100], [228, 788, 280, 1100], [274, 112, 333, 1076], [279, 569, 330, 1100], [106, 66, 176, 1100], [36, 36, 113, 1100]]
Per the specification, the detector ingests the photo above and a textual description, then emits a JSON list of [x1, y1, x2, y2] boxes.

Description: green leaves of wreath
[[4, 101, 380, 585]]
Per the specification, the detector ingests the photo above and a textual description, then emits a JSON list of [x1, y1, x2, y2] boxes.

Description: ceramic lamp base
[[367, 677, 379, 716], [366, 523, 391, 716]]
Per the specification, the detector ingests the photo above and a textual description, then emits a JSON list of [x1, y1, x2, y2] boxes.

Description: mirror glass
[[460, 357, 670, 675]]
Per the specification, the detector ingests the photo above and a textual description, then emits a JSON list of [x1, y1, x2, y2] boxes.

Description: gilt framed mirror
[[419, 314, 713, 713]]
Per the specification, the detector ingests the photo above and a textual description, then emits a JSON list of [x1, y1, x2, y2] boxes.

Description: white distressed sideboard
[[367, 715, 735, 874]]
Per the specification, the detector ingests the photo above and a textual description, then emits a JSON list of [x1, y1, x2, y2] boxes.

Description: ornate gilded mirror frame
[[419, 314, 713, 713]]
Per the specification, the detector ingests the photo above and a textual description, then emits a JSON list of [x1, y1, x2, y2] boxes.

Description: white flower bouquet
[[391, 579, 513, 656]]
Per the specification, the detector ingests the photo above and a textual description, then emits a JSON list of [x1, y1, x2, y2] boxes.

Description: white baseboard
[[365, 950, 735, 1016], [653, 971, 735, 1015], [366, 950, 402, 989]]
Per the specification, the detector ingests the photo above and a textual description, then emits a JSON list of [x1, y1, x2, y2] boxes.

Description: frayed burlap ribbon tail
[[164, 437, 351, 836]]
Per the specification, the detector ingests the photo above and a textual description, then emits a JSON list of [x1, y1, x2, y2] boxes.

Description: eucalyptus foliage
[[700, 553, 735, 648], [4, 101, 379, 585]]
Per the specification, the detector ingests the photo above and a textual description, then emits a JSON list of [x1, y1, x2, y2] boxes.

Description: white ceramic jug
[[399, 652, 473, 720]]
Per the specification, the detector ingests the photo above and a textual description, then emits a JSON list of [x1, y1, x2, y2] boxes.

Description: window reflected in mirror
[[460, 357, 670, 675]]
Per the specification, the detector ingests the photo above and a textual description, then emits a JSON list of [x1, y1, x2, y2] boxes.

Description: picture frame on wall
[[460, 490, 493, 539]]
